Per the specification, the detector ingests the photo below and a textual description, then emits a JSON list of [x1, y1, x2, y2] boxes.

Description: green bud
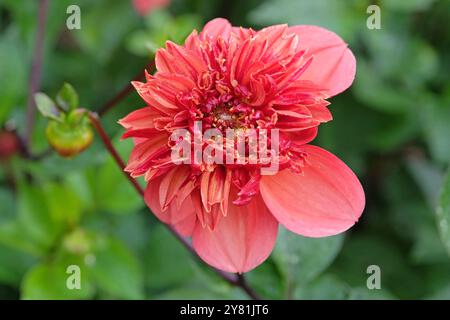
[[45, 110, 93, 158]]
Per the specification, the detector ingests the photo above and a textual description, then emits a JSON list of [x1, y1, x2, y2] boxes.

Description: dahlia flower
[[120, 18, 365, 273]]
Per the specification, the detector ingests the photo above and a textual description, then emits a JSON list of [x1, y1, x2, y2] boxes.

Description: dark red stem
[[87, 111, 261, 300], [24, 0, 49, 146], [87, 112, 144, 196], [98, 62, 154, 117]]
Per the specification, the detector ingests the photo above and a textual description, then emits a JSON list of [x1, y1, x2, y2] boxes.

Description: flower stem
[[87, 111, 261, 300], [87, 112, 144, 196], [97, 62, 155, 117], [24, 0, 49, 147], [236, 273, 261, 300]]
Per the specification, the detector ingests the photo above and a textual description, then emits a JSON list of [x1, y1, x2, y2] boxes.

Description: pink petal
[[200, 18, 232, 40], [308, 101, 333, 122], [124, 134, 169, 176], [284, 127, 318, 145], [260, 145, 365, 237], [290, 25, 356, 97], [191, 190, 223, 231], [192, 191, 278, 273], [231, 26, 255, 42], [155, 42, 207, 82], [145, 174, 196, 237], [118, 107, 159, 129]]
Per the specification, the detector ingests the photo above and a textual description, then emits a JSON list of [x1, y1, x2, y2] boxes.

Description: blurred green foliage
[[0, 0, 450, 300]]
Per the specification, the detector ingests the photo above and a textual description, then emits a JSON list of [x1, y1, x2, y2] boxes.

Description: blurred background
[[0, 0, 450, 299]]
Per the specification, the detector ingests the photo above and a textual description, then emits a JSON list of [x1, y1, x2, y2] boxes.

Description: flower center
[[212, 105, 244, 130]]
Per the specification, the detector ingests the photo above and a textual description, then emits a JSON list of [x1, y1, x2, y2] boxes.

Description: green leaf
[[353, 60, 413, 114], [154, 285, 247, 300], [74, 1, 139, 63], [21, 259, 94, 300], [0, 222, 45, 256], [294, 274, 397, 300], [347, 287, 398, 300], [144, 227, 243, 299], [426, 283, 450, 300], [362, 29, 438, 85], [381, 165, 449, 264], [369, 112, 419, 152], [410, 223, 449, 264], [0, 244, 35, 286], [246, 259, 283, 299], [94, 137, 143, 214], [273, 227, 344, 293], [437, 169, 450, 257], [56, 83, 79, 112], [64, 172, 95, 213], [34, 92, 61, 121], [111, 212, 150, 254], [294, 274, 350, 300], [331, 233, 427, 299], [383, 0, 437, 12], [406, 155, 444, 208], [44, 181, 83, 228], [16, 181, 63, 251], [88, 235, 144, 299], [144, 225, 197, 291], [0, 187, 16, 223], [422, 99, 450, 164]]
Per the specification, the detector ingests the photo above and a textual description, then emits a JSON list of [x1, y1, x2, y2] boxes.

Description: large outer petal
[[192, 191, 278, 273], [260, 145, 365, 237], [290, 25, 356, 97]]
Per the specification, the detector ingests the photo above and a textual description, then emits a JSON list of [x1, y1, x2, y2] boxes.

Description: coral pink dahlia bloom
[[120, 18, 365, 273]]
